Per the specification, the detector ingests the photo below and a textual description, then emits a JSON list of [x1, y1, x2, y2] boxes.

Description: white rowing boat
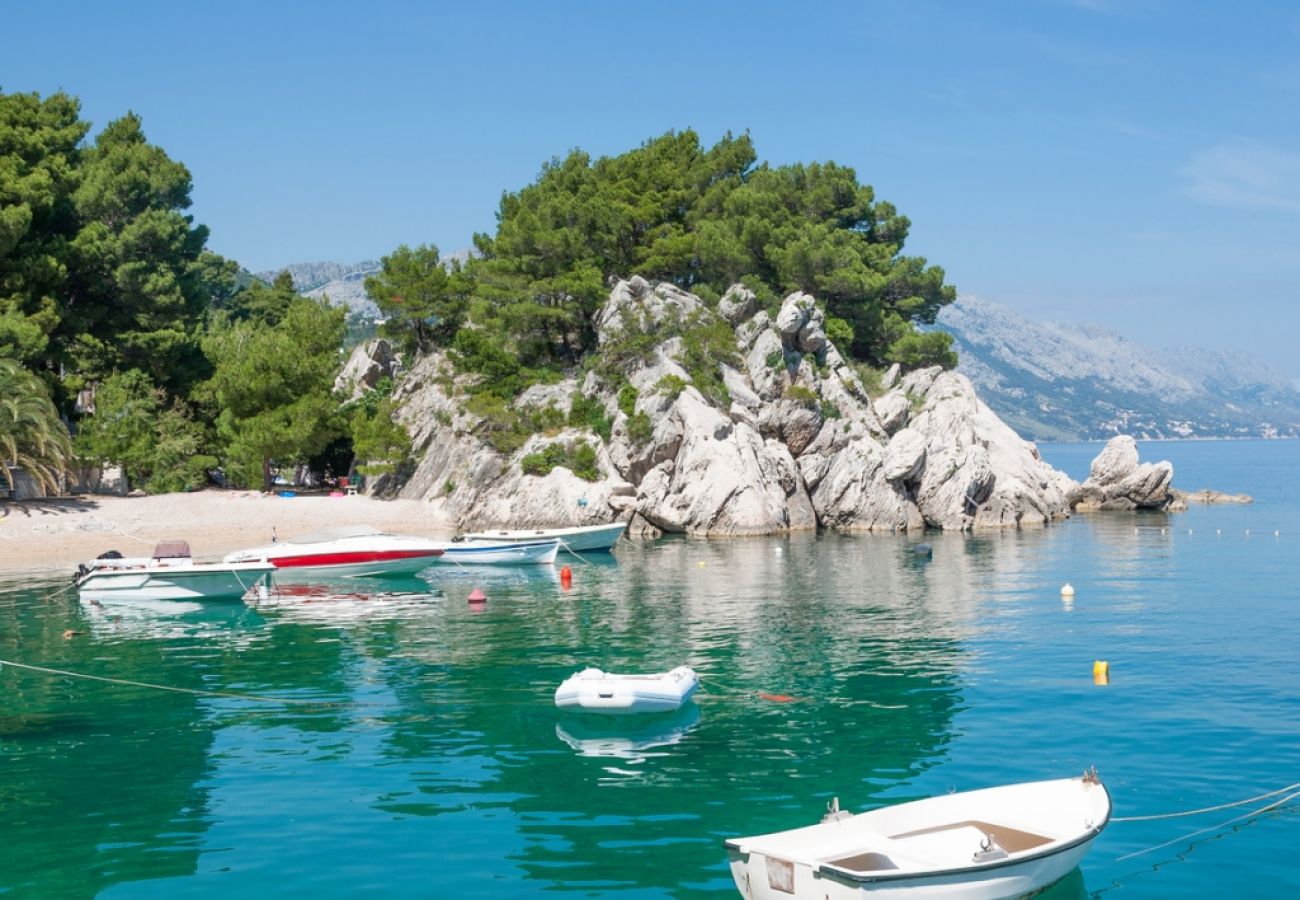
[[438, 538, 560, 566], [76, 541, 274, 604], [725, 773, 1110, 900], [554, 665, 699, 714], [460, 521, 627, 553]]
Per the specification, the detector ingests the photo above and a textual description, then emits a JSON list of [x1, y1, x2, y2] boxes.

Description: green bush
[[570, 442, 600, 481], [784, 384, 819, 407], [765, 350, 785, 371], [520, 440, 601, 482], [628, 411, 654, 445], [569, 392, 613, 442], [825, 315, 855, 348], [820, 400, 842, 420], [617, 383, 639, 417], [655, 374, 688, 400], [521, 443, 568, 476]]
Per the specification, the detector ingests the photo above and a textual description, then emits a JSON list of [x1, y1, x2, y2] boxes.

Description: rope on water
[[558, 540, 598, 567], [1114, 787, 1300, 862], [1112, 781, 1300, 822], [0, 658, 346, 707]]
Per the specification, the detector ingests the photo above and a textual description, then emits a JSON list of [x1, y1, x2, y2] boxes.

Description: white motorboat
[[224, 525, 445, 578], [76, 541, 274, 604], [554, 665, 699, 714], [725, 773, 1111, 900], [438, 537, 560, 566], [461, 521, 626, 553]]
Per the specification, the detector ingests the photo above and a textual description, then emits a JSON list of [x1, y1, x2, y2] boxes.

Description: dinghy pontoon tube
[[554, 665, 699, 714]]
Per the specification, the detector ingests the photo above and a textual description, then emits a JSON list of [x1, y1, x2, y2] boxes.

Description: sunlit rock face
[[388, 278, 1079, 534]]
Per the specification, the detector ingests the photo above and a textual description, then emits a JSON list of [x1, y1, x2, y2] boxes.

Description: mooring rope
[[1112, 781, 1300, 822], [0, 658, 345, 706], [557, 540, 598, 567], [1114, 787, 1300, 862]]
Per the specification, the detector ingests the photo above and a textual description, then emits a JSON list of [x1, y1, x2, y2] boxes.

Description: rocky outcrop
[[1171, 488, 1252, 505], [1068, 436, 1174, 511], [336, 338, 400, 400], [387, 278, 1082, 535]]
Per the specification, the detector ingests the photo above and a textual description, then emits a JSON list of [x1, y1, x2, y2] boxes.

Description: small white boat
[[554, 665, 699, 714], [76, 541, 274, 604], [438, 538, 561, 566], [224, 525, 445, 578], [725, 774, 1110, 900], [461, 521, 627, 553]]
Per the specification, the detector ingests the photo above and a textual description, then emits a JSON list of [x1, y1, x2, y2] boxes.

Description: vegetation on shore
[[2, 90, 955, 494]]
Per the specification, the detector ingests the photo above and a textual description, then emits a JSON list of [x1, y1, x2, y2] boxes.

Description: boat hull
[[727, 840, 1093, 900], [257, 550, 443, 579], [78, 565, 272, 604], [438, 539, 560, 566], [726, 776, 1110, 900], [225, 533, 446, 579], [462, 522, 626, 553]]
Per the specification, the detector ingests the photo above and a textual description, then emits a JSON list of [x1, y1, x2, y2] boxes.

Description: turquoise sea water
[[1, 439, 1298, 898]]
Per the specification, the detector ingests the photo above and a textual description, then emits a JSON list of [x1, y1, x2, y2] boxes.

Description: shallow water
[[1, 440, 1298, 898]]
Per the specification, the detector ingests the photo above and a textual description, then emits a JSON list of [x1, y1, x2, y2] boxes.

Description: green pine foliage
[[520, 440, 600, 482], [202, 297, 346, 490], [73, 369, 213, 493]]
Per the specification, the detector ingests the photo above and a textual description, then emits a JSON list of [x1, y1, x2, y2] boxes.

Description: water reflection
[[556, 704, 702, 761], [0, 526, 1147, 898]]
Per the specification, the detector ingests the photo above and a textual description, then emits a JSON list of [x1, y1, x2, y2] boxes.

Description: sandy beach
[[0, 490, 456, 570]]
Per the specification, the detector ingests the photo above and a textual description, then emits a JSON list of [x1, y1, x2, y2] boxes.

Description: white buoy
[[1188, 529, 1193, 535], [1060, 583, 1075, 598], [1161, 528, 1167, 535]]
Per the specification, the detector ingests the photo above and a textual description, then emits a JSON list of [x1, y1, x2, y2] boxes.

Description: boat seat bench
[[822, 820, 1053, 874], [890, 820, 1053, 854]]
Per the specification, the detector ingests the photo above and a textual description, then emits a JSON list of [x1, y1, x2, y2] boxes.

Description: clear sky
[[5, 1, 1299, 375]]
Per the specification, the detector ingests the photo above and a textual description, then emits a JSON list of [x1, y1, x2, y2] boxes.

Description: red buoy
[[467, 587, 487, 605], [560, 565, 573, 588]]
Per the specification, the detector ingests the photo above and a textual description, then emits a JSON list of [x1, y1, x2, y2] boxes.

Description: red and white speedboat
[[224, 526, 445, 579]]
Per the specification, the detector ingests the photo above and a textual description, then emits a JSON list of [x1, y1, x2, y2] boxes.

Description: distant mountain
[[936, 295, 1300, 441], [256, 260, 383, 317], [259, 251, 475, 320]]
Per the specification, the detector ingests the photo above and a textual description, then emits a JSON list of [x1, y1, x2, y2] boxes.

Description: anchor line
[[1114, 788, 1300, 863], [0, 658, 347, 707], [1112, 781, 1300, 822]]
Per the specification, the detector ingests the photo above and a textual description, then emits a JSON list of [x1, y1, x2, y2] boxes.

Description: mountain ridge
[[935, 295, 1300, 440]]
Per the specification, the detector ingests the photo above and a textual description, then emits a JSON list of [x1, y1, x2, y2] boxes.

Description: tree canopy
[[202, 297, 346, 491], [467, 129, 956, 369]]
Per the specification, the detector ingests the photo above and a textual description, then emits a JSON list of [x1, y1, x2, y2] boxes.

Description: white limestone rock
[[1069, 435, 1175, 510]]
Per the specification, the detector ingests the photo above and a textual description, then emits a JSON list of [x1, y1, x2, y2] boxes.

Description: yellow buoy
[[1093, 660, 1109, 685], [1060, 583, 1075, 597]]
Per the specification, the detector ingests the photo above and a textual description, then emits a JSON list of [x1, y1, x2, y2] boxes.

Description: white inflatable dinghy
[[554, 665, 699, 714]]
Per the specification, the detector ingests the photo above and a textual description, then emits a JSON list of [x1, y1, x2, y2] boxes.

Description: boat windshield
[[286, 525, 385, 544]]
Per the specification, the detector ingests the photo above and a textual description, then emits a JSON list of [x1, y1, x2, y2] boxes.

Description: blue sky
[[5, 1, 1299, 375]]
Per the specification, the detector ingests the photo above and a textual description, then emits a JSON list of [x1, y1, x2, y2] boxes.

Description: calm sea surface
[[1, 439, 1298, 898]]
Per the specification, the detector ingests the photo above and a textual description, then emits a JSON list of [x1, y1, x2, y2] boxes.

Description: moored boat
[[554, 665, 699, 714], [224, 525, 445, 578], [76, 541, 274, 604], [461, 521, 627, 553], [725, 773, 1110, 900], [439, 537, 561, 566]]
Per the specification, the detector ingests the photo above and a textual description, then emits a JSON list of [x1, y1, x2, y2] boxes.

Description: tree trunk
[[262, 455, 272, 492]]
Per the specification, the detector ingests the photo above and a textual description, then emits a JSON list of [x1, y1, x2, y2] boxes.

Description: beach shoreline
[[0, 490, 455, 570]]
